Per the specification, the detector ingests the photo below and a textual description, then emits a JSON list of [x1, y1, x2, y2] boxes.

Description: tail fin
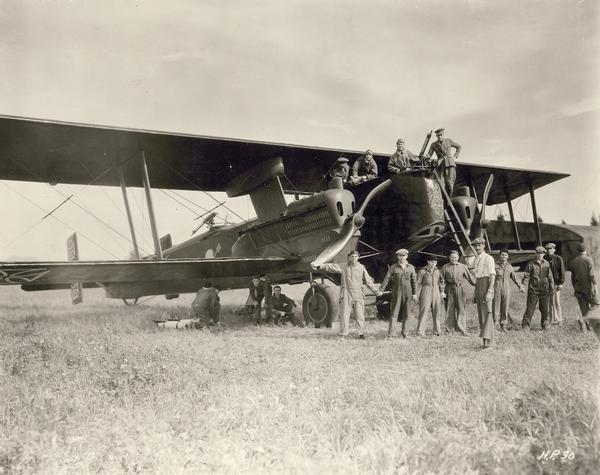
[[67, 233, 83, 304]]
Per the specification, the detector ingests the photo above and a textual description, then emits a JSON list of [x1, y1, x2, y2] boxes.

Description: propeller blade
[[311, 179, 392, 267], [479, 174, 494, 227]]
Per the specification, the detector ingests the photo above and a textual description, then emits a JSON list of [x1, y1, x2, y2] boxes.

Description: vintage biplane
[[0, 115, 570, 326]]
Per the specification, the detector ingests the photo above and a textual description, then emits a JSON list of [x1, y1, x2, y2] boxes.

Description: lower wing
[[0, 257, 298, 286]]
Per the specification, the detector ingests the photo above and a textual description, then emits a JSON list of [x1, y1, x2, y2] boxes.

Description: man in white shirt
[[471, 237, 496, 348]]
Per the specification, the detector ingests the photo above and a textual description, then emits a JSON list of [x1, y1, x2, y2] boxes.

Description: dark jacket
[[544, 254, 565, 286], [571, 254, 596, 297], [522, 259, 554, 294], [271, 293, 296, 312]]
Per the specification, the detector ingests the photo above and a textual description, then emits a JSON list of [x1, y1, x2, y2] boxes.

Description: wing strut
[[140, 151, 163, 259], [528, 180, 542, 247], [118, 167, 140, 259], [504, 183, 522, 250]]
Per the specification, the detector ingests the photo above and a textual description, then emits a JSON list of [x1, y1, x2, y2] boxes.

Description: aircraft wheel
[[302, 284, 338, 329], [122, 298, 139, 306]]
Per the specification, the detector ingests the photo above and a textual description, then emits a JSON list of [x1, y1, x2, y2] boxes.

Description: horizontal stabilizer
[[0, 257, 298, 286]]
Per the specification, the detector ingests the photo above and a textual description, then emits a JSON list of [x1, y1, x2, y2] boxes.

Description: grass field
[[1, 278, 598, 474]]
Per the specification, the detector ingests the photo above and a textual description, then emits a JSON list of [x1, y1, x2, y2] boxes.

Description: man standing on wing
[[426, 128, 461, 196], [312, 250, 382, 339], [472, 237, 496, 348], [380, 248, 418, 338]]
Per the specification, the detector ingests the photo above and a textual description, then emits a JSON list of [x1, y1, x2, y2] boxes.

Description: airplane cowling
[[451, 186, 477, 236]]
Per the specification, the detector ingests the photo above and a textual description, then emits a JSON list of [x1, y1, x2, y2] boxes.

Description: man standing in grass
[[380, 248, 418, 338], [571, 242, 597, 332], [521, 246, 554, 331], [416, 257, 445, 336], [493, 249, 524, 331], [441, 249, 475, 335], [472, 237, 496, 348], [544, 242, 565, 325], [313, 250, 382, 339]]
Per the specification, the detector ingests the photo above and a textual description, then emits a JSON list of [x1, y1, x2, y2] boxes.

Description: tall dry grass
[[0, 279, 598, 474]]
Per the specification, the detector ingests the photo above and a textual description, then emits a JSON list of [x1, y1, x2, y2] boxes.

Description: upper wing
[[455, 162, 568, 205], [0, 257, 298, 286], [0, 115, 568, 199], [0, 115, 364, 192]]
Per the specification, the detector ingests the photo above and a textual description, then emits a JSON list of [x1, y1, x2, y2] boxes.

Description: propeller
[[311, 179, 391, 268], [472, 174, 494, 238]]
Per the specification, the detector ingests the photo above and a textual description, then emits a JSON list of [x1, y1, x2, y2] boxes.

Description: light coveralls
[[441, 262, 475, 334], [320, 262, 378, 336], [416, 267, 445, 336], [493, 261, 520, 327]]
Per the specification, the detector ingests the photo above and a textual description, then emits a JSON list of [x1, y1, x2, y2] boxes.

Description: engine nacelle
[[451, 186, 477, 235]]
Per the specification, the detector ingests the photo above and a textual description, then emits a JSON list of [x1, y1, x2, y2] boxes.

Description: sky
[[0, 0, 599, 260]]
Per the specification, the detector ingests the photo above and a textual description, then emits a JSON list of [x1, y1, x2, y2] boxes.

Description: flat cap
[[348, 249, 359, 256], [449, 250, 459, 256], [395, 248, 408, 256], [396, 138, 405, 144], [427, 256, 438, 262], [545, 242, 556, 249], [472, 237, 486, 245], [577, 242, 586, 253], [336, 157, 349, 163], [499, 249, 510, 255], [535, 246, 546, 253], [434, 128, 445, 134]]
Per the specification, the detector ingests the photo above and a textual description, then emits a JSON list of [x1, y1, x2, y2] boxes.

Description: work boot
[[499, 324, 506, 332], [358, 334, 365, 340]]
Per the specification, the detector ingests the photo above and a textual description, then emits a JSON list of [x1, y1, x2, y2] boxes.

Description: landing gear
[[122, 298, 139, 306], [302, 284, 338, 328]]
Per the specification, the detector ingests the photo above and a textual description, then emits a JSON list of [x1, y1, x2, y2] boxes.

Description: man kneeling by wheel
[[271, 285, 299, 325]]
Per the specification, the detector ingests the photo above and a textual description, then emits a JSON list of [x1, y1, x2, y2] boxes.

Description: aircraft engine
[[451, 186, 477, 235]]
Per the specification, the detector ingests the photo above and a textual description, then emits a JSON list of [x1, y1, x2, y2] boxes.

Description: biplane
[[0, 115, 570, 326]]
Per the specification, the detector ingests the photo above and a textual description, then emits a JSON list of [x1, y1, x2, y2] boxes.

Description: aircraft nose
[[353, 214, 365, 228]]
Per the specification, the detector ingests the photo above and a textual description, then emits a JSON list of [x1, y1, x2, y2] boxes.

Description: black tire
[[302, 284, 339, 329]]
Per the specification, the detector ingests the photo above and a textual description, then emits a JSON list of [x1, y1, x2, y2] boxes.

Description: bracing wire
[[1, 181, 121, 259], [8, 157, 151, 255]]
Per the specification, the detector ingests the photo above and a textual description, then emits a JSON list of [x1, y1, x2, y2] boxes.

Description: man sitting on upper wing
[[388, 138, 420, 174], [348, 149, 378, 185], [329, 157, 350, 182], [270, 285, 298, 325]]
